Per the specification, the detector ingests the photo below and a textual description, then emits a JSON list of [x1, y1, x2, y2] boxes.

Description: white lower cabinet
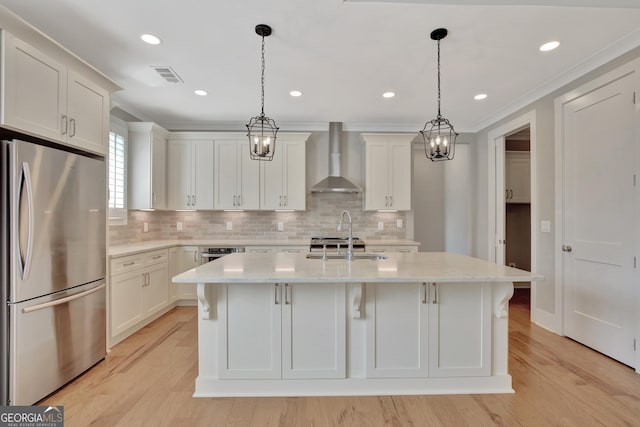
[[218, 282, 346, 379], [169, 245, 199, 301], [366, 282, 491, 378], [109, 249, 169, 343]]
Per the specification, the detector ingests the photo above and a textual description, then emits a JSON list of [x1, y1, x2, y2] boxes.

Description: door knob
[[562, 245, 572, 252]]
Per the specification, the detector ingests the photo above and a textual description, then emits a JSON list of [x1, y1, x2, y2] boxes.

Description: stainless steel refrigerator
[[1, 138, 106, 405]]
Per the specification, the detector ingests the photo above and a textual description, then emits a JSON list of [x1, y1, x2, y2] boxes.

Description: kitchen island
[[173, 252, 541, 397]]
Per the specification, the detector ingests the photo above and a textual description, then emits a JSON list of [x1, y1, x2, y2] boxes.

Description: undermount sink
[[306, 253, 389, 261]]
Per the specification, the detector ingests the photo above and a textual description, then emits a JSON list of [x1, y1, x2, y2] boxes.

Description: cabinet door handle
[[510, 189, 513, 200], [61, 115, 68, 135], [389, 195, 393, 207], [152, 255, 162, 260], [283, 195, 287, 207], [192, 195, 196, 206], [431, 282, 438, 304], [284, 283, 290, 305], [274, 283, 280, 305], [279, 195, 282, 207], [384, 196, 388, 207], [69, 118, 76, 137], [237, 194, 242, 206], [123, 261, 136, 267], [422, 282, 427, 304], [193, 250, 198, 263], [187, 195, 191, 206], [233, 195, 236, 206]]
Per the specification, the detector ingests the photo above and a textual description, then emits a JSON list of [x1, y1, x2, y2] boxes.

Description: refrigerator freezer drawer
[[9, 281, 106, 405]]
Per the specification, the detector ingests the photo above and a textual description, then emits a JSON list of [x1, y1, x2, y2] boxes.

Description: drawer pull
[[123, 261, 136, 267], [152, 255, 162, 260]]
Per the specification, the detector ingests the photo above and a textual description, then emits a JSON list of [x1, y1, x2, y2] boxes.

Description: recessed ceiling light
[[539, 41, 560, 52], [194, 89, 208, 96], [383, 92, 395, 98], [289, 90, 302, 97], [141, 34, 161, 45], [474, 93, 487, 100]]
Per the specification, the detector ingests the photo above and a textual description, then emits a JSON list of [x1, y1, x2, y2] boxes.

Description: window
[[109, 118, 127, 224]]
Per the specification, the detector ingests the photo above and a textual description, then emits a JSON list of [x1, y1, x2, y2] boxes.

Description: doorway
[[487, 111, 537, 321]]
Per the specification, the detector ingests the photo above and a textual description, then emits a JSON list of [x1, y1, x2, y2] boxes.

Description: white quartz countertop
[[172, 252, 542, 284], [109, 239, 420, 258]]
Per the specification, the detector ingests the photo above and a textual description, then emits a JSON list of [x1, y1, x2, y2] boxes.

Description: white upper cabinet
[[167, 139, 214, 210], [505, 151, 531, 204], [214, 139, 260, 210], [260, 135, 308, 210], [128, 122, 169, 210], [361, 134, 413, 211], [2, 32, 109, 155]]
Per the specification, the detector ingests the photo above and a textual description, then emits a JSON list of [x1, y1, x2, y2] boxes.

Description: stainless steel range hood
[[310, 122, 361, 193]]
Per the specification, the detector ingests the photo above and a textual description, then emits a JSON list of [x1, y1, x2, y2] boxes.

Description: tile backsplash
[[109, 193, 407, 246]]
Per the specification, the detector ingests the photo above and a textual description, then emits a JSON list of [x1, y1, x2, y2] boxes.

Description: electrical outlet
[[277, 221, 284, 231], [541, 220, 551, 233], [176, 221, 183, 231], [143, 222, 149, 233], [378, 221, 384, 231], [226, 221, 233, 231], [397, 219, 403, 229]]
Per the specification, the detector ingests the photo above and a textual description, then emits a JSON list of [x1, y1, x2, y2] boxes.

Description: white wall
[[474, 44, 640, 322]]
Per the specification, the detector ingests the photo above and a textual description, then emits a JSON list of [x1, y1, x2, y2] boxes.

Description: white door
[[177, 246, 199, 300], [562, 72, 636, 366], [365, 143, 390, 210], [428, 283, 491, 377], [494, 137, 506, 264], [215, 140, 239, 209], [67, 70, 109, 154], [282, 283, 345, 379], [389, 142, 411, 210], [218, 283, 282, 379], [167, 141, 192, 209], [191, 140, 214, 209], [3, 34, 67, 143], [283, 141, 306, 210], [239, 143, 261, 209], [260, 150, 284, 209], [143, 264, 168, 315], [365, 283, 428, 378]]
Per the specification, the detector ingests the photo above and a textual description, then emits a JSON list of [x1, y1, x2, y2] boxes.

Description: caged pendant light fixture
[[247, 24, 279, 161], [419, 28, 458, 161]]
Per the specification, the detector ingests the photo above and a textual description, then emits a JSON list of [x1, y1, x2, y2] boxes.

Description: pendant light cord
[[436, 38, 441, 120], [261, 34, 266, 116]]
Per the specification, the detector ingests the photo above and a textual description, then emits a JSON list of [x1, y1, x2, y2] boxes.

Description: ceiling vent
[[151, 66, 183, 83]]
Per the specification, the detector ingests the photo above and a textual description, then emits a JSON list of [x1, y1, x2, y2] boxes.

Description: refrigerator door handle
[[21, 283, 106, 314], [19, 161, 35, 280]]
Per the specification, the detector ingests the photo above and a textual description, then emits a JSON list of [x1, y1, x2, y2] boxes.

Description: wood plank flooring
[[40, 290, 640, 426]]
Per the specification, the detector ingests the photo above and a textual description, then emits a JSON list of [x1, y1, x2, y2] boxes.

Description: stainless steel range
[[309, 237, 365, 253]]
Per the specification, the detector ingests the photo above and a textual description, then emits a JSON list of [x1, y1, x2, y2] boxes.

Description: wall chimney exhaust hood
[[310, 122, 361, 193]]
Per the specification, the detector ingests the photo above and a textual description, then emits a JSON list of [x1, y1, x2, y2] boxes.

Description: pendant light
[[247, 24, 279, 161], [419, 28, 458, 161]]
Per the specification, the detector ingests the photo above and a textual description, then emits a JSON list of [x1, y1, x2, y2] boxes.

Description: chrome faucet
[[337, 210, 354, 261]]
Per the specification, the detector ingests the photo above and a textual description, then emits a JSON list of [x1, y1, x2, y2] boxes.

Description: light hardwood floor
[[41, 290, 640, 426]]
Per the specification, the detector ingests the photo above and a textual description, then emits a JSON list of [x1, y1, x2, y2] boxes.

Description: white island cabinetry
[[174, 252, 540, 397], [218, 282, 346, 379]]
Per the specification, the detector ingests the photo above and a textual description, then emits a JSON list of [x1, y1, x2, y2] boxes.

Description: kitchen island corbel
[[173, 252, 541, 397]]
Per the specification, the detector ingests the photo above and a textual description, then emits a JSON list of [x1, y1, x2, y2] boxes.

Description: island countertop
[[172, 251, 542, 284]]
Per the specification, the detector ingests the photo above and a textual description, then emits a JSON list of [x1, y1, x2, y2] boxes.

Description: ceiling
[[2, 0, 640, 132]]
